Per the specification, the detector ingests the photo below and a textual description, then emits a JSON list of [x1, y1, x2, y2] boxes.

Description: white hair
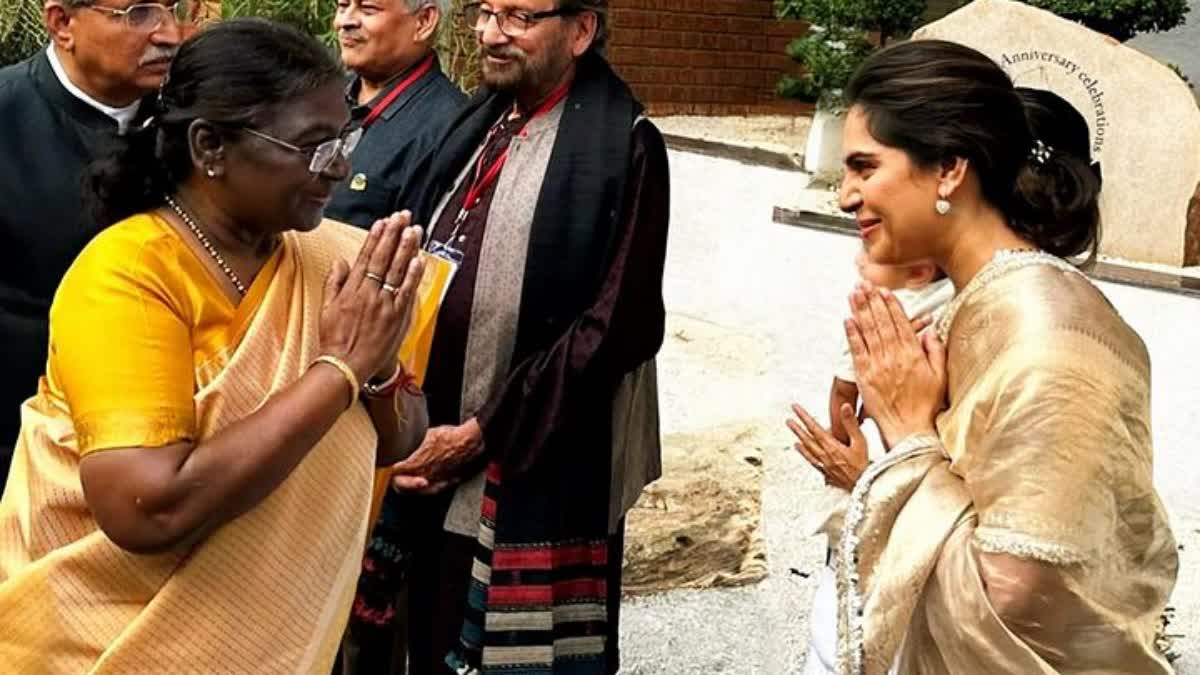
[[404, 0, 451, 20]]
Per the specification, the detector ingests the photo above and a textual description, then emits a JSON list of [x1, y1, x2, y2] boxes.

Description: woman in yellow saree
[[789, 41, 1178, 674], [0, 19, 429, 674]]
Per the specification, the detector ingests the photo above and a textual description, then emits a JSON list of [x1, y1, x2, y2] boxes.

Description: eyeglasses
[[461, 1, 577, 37], [240, 126, 364, 175], [83, 0, 196, 32]]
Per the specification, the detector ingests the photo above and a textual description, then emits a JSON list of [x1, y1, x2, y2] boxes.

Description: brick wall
[[608, 0, 813, 116]]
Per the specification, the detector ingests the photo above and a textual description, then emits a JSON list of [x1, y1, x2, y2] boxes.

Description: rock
[[622, 422, 770, 595], [1186, 182, 1200, 266], [915, 0, 1200, 267]]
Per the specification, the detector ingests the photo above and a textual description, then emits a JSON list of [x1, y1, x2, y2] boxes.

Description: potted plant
[[776, 0, 927, 182]]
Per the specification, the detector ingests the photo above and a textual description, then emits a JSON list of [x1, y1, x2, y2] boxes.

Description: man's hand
[[788, 402, 870, 491], [390, 418, 484, 494]]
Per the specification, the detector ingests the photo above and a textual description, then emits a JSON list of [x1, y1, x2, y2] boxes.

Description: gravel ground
[[618, 148, 1200, 673]]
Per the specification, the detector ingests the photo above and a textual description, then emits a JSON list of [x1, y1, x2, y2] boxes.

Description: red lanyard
[[361, 54, 435, 129], [453, 81, 572, 227]]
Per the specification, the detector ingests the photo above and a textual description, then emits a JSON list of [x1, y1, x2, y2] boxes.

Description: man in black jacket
[[327, 0, 466, 229], [0, 0, 184, 481]]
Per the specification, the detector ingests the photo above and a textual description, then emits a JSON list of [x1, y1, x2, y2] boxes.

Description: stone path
[[618, 148, 1200, 673]]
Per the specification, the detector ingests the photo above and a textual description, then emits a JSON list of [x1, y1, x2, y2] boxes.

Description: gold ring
[[381, 282, 399, 294], [365, 272, 385, 284]]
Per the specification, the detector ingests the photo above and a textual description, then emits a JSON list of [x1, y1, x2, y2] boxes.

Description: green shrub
[[0, 0, 47, 67], [776, 25, 872, 110], [1167, 62, 1194, 90], [438, 0, 480, 94], [776, 0, 926, 110], [221, 0, 335, 45], [1019, 0, 1189, 41]]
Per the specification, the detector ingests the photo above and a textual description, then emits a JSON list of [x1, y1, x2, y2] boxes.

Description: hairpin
[[1030, 139, 1054, 166]]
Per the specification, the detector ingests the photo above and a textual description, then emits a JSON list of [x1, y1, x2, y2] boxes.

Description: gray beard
[[481, 61, 524, 91]]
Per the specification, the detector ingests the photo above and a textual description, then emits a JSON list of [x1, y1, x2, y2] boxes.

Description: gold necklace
[[164, 194, 247, 296]]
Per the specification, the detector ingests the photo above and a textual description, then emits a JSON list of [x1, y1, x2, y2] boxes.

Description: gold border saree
[[835, 252, 1178, 675]]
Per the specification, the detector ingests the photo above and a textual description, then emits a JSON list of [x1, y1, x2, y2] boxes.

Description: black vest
[[0, 50, 145, 476]]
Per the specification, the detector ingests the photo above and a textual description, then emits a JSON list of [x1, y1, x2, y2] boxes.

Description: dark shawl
[[400, 52, 660, 674]]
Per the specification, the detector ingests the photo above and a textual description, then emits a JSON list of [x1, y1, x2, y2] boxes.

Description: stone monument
[[916, 0, 1200, 267]]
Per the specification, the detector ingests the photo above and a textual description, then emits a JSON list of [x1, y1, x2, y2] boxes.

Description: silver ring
[[365, 271, 385, 284], [381, 282, 399, 294]]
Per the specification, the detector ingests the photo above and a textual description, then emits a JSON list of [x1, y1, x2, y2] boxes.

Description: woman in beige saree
[[0, 20, 429, 673], [788, 41, 1178, 674]]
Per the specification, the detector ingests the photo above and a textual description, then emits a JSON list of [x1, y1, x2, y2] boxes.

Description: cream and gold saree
[[834, 251, 1178, 674], [0, 220, 384, 674]]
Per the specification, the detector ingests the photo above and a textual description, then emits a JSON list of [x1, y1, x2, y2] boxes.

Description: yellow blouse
[[46, 212, 282, 455]]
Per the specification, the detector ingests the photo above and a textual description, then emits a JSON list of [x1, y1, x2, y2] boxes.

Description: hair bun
[[1011, 87, 1103, 261], [1009, 150, 1101, 260]]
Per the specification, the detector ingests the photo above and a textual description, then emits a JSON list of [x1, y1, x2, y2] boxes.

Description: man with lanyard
[[327, 0, 466, 229], [330, 3, 465, 673], [386, 0, 670, 672], [0, 0, 186, 484]]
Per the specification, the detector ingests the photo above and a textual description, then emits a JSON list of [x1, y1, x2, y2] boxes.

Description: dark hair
[[1013, 86, 1102, 260], [89, 18, 345, 225], [558, 0, 608, 54], [845, 40, 1101, 262]]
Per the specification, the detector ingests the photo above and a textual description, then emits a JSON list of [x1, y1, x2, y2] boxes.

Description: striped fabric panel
[[479, 638, 608, 667], [453, 463, 612, 673], [491, 543, 608, 570], [552, 636, 607, 658], [471, 558, 493, 586], [486, 610, 555, 633], [481, 645, 555, 667], [482, 602, 607, 633]]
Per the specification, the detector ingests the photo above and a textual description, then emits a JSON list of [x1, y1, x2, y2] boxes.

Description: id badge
[[428, 239, 465, 267], [426, 240, 463, 294]]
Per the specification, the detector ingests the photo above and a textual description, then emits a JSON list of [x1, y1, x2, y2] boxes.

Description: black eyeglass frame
[[460, 1, 580, 36]]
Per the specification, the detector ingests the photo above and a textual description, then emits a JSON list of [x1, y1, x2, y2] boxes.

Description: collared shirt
[[325, 56, 466, 229], [45, 45, 141, 133]]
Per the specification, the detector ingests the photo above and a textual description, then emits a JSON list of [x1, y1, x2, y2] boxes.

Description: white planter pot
[[804, 107, 847, 184]]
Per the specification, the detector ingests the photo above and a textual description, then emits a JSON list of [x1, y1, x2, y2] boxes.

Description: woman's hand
[[847, 281, 947, 447], [319, 212, 425, 383], [788, 402, 870, 491]]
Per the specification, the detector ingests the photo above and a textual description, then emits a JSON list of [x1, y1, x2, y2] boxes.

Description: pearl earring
[[935, 188, 951, 216]]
